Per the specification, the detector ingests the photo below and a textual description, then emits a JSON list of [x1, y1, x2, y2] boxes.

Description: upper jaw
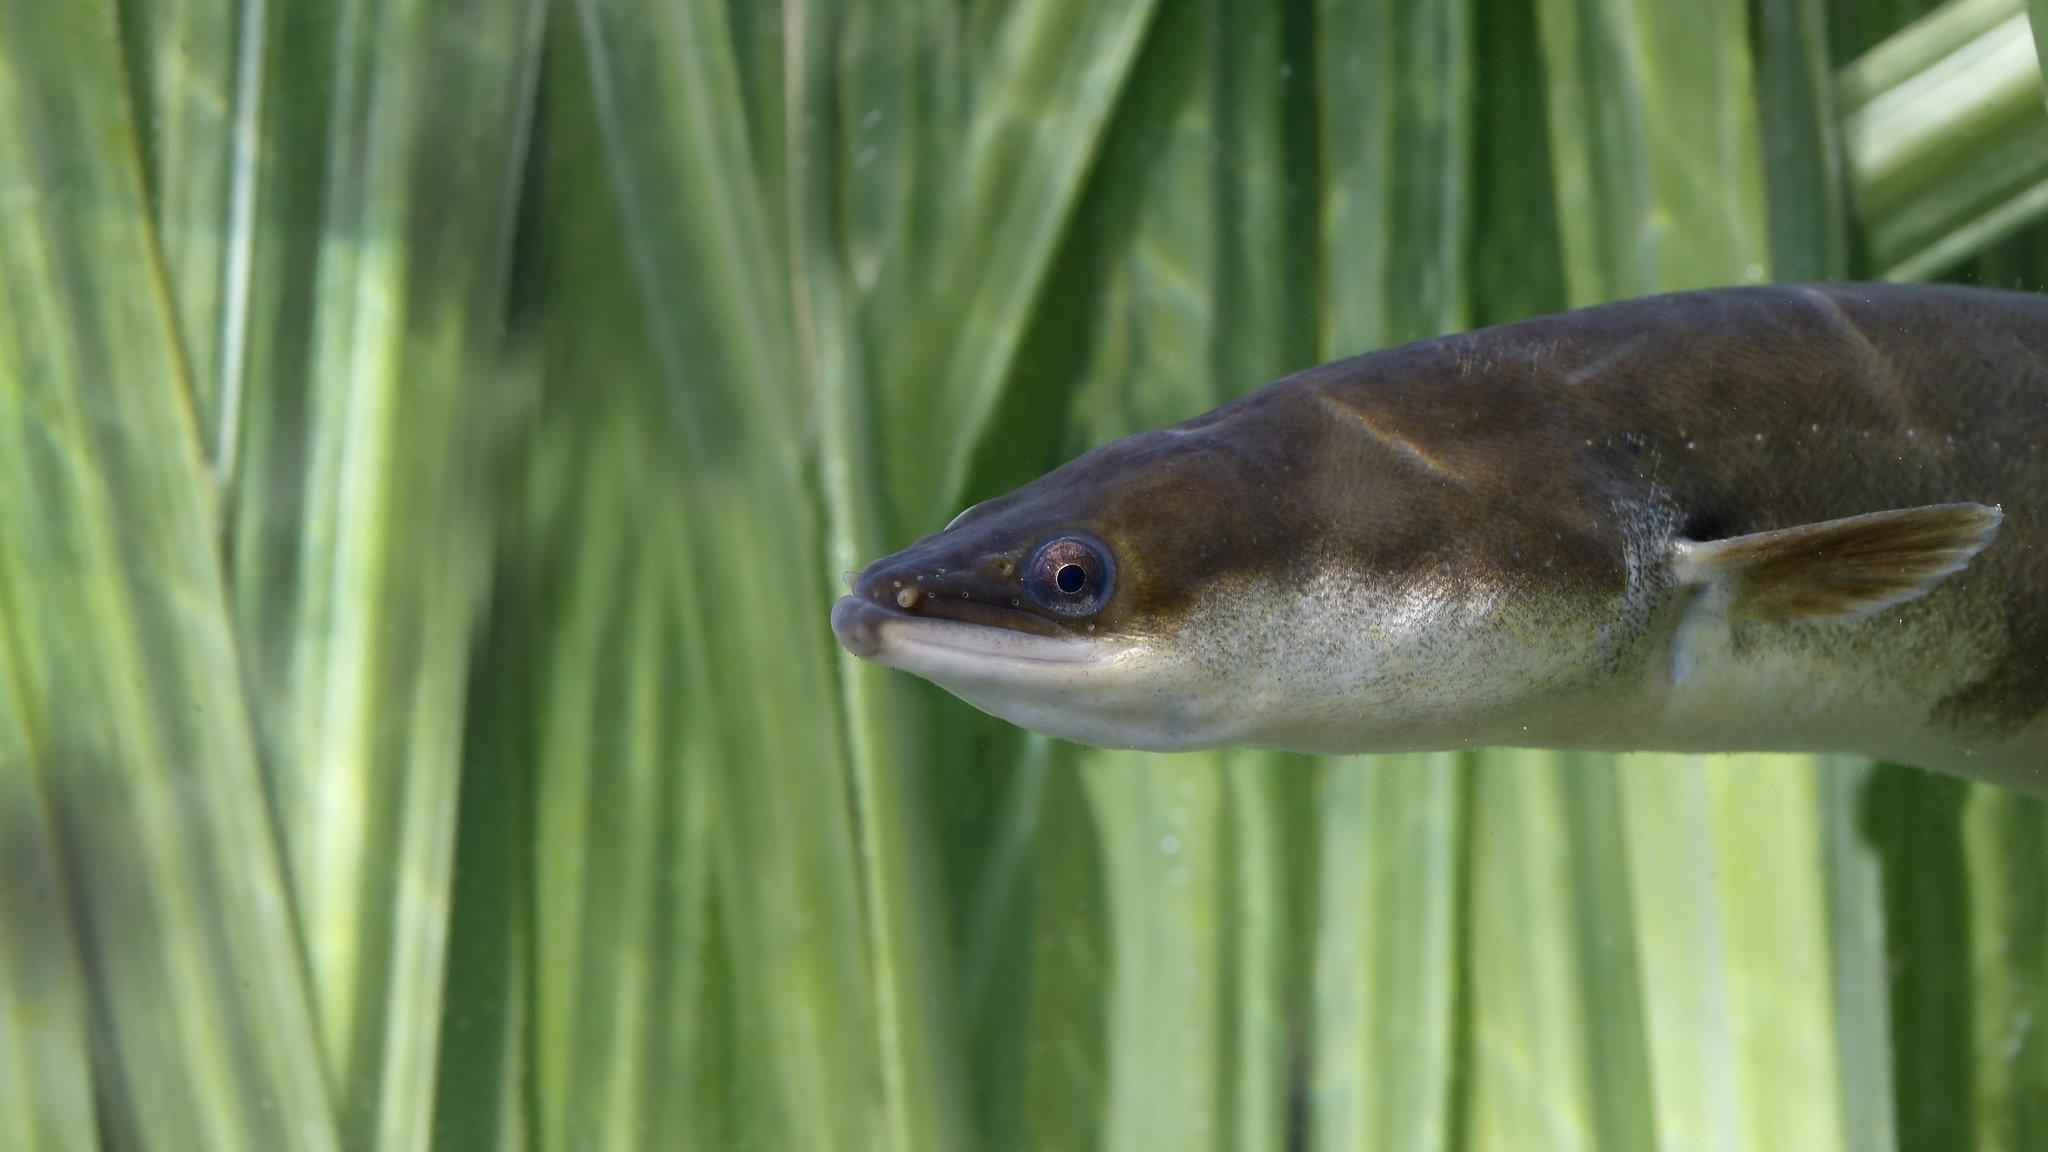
[[830, 595, 1105, 669], [841, 531, 1077, 643]]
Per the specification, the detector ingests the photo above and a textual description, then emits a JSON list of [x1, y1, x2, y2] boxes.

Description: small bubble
[[1160, 834, 1181, 856]]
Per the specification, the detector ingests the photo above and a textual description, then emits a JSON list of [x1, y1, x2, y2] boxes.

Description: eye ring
[[1025, 535, 1115, 616]]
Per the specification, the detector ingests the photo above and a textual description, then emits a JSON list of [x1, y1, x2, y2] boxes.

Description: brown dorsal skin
[[836, 283, 2048, 790]]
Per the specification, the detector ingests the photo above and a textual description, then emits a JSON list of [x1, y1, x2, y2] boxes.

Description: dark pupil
[[1055, 563, 1088, 595]]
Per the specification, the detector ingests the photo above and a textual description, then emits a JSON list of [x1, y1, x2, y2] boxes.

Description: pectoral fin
[[1668, 502, 2002, 684]]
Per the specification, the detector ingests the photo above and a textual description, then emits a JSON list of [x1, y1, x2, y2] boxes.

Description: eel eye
[[1026, 535, 1114, 616]]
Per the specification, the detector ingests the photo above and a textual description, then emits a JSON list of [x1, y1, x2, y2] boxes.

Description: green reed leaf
[[114, 0, 251, 471], [0, 3, 337, 1147], [883, 0, 1164, 530], [1310, 756, 1466, 1152], [1962, 785, 2048, 1152], [211, 4, 546, 1147], [562, 6, 889, 1150], [1534, 0, 1769, 300], [0, 653, 96, 1152], [1839, 0, 2048, 277], [1757, 0, 1855, 279], [2033, 0, 2048, 83], [1317, 0, 1474, 351]]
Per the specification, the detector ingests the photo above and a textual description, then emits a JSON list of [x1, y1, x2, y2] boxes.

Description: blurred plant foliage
[[4, 0, 2048, 1150]]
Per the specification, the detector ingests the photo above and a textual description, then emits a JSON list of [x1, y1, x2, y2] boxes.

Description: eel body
[[833, 284, 2048, 791]]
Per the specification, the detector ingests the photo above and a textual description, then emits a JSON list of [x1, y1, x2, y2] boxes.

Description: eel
[[831, 283, 2048, 792]]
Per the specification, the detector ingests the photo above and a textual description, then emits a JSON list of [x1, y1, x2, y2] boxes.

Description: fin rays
[[1673, 502, 2003, 622]]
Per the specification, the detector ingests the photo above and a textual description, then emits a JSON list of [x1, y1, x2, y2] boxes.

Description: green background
[[4, 0, 2048, 1148]]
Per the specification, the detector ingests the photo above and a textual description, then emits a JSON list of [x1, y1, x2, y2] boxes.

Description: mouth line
[[832, 596, 1106, 666], [904, 594, 1072, 639]]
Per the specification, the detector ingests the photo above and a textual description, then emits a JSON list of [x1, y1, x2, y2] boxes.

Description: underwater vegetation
[[5, 0, 2048, 1149]]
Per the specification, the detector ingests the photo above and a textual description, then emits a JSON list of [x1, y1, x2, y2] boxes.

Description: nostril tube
[[897, 586, 925, 611]]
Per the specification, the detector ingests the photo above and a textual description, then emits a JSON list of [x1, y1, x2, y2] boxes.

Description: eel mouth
[[831, 596, 1107, 669]]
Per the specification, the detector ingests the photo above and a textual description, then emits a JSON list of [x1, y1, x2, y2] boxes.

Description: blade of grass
[[660, 596, 724, 1152], [1865, 767, 1977, 1148], [1214, 0, 1317, 381], [838, 0, 944, 299], [515, 75, 743, 1146], [0, 643, 96, 1152], [432, 451, 550, 1152], [1469, 0, 1567, 327], [1534, 0, 1769, 301], [1819, 759, 1902, 1152], [569, 0, 791, 469], [0, 3, 338, 1147], [224, 0, 341, 743], [974, 752, 1106, 1152], [215, 3, 547, 1147], [1317, 0, 1474, 352], [1704, 757, 1865, 1150], [113, 0, 254, 472], [882, 0, 1165, 530], [1963, 784, 2048, 1152], [1220, 754, 1291, 1152], [1757, 0, 1854, 280], [1310, 755, 1466, 1152], [561, 445, 676, 1152], [526, 401, 636, 1152], [1838, 0, 2048, 277], [1831, 0, 1949, 60], [1079, 753, 1234, 1148], [2034, 0, 2048, 82], [1616, 760, 1741, 1152], [564, 5, 890, 1148], [1465, 754, 1656, 1152]]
